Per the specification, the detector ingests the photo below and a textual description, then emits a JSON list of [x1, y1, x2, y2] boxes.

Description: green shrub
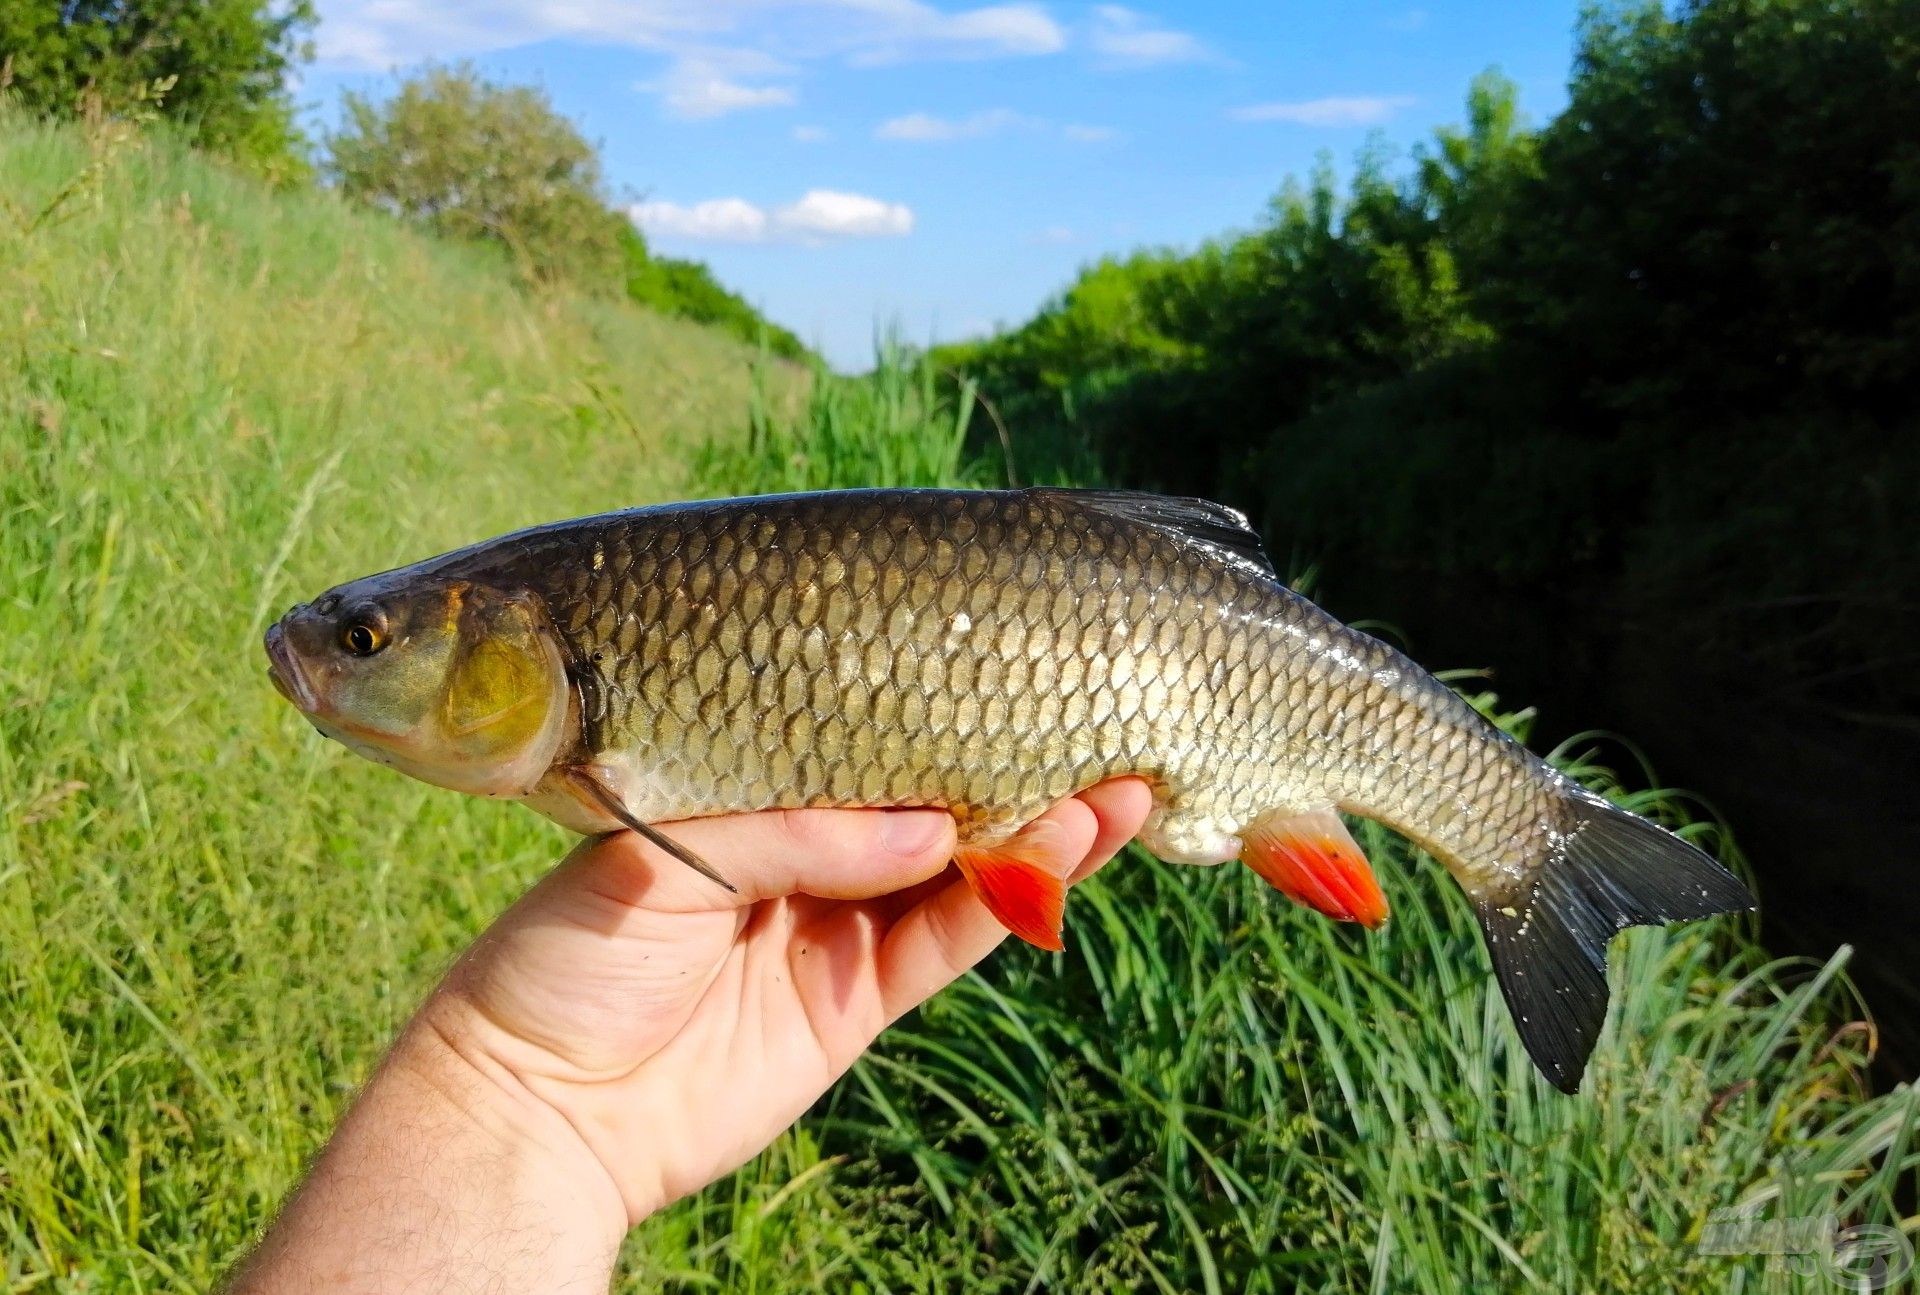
[[0, 0, 314, 175], [323, 62, 629, 289], [621, 224, 810, 360]]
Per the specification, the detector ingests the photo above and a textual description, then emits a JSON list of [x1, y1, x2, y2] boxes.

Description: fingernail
[[880, 809, 949, 856]]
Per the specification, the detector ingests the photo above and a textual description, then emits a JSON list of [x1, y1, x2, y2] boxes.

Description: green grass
[[0, 113, 775, 1288], [688, 338, 999, 496], [3, 113, 1917, 1292]]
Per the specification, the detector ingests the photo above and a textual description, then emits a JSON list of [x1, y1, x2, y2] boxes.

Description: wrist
[[400, 994, 634, 1241], [231, 998, 631, 1294]]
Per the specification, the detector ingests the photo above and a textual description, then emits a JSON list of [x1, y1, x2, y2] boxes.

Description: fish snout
[[264, 618, 321, 713]]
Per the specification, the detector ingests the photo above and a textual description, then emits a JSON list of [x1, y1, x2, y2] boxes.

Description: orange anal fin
[[1242, 809, 1388, 928], [954, 828, 1068, 952]]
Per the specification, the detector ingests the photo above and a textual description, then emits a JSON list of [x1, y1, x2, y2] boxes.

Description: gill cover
[[431, 587, 572, 795]]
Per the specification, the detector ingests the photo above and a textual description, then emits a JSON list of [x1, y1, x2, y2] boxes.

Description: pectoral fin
[[563, 766, 737, 894], [1241, 807, 1387, 928]]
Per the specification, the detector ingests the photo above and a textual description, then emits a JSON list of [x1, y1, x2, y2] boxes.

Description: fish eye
[[341, 619, 386, 657]]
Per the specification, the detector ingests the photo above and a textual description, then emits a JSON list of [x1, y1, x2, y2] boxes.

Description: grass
[[689, 337, 998, 496], [3, 112, 1917, 1292], [0, 113, 775, 1288]]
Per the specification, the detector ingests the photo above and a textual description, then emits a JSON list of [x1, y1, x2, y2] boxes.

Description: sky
[[299, 1, 1588, 369]]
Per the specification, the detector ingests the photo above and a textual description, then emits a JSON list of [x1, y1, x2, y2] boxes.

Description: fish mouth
[[264, 622, 322, 713]]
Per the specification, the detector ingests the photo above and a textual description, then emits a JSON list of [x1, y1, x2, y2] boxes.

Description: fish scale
[[267, 485, 1752, 1092]]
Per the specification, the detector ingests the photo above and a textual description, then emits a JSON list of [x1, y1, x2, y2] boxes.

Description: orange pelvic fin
[[954, 823, 1069, 952], [1242, 808, 1388, 928]]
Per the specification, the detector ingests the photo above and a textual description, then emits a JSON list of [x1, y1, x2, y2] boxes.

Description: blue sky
[[300, 2, 1586, 369]]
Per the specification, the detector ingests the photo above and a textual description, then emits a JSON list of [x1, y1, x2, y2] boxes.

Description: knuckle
[[771, 807, 843, 855]]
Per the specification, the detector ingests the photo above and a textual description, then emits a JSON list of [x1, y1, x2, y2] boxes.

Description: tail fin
[[1473, 792, 1753, 1093]]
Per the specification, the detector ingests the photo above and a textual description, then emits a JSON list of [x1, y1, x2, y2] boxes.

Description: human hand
[[424, 777, 1151, 1227], [236, 780, 1152, 1293]]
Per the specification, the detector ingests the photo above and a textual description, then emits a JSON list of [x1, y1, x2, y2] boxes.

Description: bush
[[323, 63, 628, 288], [322, 64, 809, 352], [621, 224, 809, 360], [0, 0, 314, 174]]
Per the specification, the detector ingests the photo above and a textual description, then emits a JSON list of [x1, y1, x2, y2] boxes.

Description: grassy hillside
[[0, 115, 777, 1287], [2, 114, 1917, 1292]]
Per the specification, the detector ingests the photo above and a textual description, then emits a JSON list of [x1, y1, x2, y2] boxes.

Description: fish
[[264, 487, 1751, 1091]]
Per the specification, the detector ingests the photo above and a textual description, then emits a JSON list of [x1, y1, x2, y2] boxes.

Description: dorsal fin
[[1036, 488, 1275, 575]]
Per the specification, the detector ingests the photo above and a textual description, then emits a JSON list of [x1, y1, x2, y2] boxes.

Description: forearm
[[228, 1006, 627, 1295]]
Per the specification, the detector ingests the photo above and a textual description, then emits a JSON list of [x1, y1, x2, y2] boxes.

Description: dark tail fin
[[1473, 792, 1753, 1093]]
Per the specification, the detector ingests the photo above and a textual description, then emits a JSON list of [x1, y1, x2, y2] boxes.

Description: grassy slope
[[0, 116, 772, 1288], [2, 116, 1916, 1292]]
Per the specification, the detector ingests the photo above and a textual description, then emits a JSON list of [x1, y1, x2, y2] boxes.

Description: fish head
[[265, 573, 571, 799]]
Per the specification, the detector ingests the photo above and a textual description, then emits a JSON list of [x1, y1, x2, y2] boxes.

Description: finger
[[568, 806, 960, 914], [870, 777, 1152, 924], [873, 876, 1003, 1023], [873, 861, 963, 922], [1067, 776, 1155, 884], [876, 795, 1100, 1022], [873, 797, 1103, 926]]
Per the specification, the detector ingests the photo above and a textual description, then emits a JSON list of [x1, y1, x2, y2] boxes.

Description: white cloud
[[630, 189, 913, 243], [652, 72, 796, 118], [1029, 225, 1076, 245], [776, 189, 915, 238], [630, 196, 772, 241], [1229, 96, 1417, 127], [792, 124, 831, 142], [875, 3, 1065, 59], [313, 0, 1065, 76], [876, 110, 1117, 144], [1382, 9, 1429, 32], [633, 46, 800, 117], [875, 107, 1025, 141], [1087, 5, 1208, 66], [315, 21, 403, 69], [313, 1, 719, 69]]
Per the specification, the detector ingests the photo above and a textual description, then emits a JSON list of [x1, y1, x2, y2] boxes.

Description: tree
[[324, 64, 628, 288], [0, 0, 314, 170], [1489, 0, 1920, 425], [949, 0, 1920, 716]]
